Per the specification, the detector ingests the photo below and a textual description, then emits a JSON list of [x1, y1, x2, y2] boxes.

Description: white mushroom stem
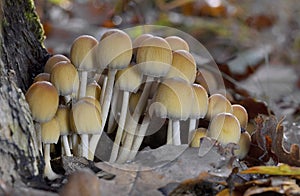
[[62, 135, 72, 156], [173, 120, 181, 145], [100, 75, 108, 105], [78, 71, 88, 98], [35, 123, 43, 155], [107, 88, 119, 134], [81, 134, 89, 159], [109, 91, 129, 162], [72, 134, 79, 156], [167, 120, 173, 145], [43, 144, 60, 180], [188, 118, 197, 143], [89, 69, 117, 158]]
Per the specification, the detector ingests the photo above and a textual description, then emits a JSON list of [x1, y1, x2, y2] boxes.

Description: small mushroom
[[165, 36, 189, 51], [190, 128, 207, 147], [207, 112, 241, 145], [44, 54, 70, 74], [195, 68, 218, 94], [33, 72, 50, 83], [132, 33, 153, 60], [205, 93, 232, 120], [234, 131, 251, 160], [231, 104, 248, 129], [86, 81, 101, 100]]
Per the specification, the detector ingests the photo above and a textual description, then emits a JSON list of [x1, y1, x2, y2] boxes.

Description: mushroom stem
[[173, 120, 181, 145], [89, 69, 117, 159], [100, 75, 108, 105], [107, 88, 119, 134], [35, 123, 43, 155], [188, 118, 197, 143], [81, 134, 89, 159], [109, 91, 129, 162], [44, 144, 60, 180], [62, 135, 72, 156], [72, 134, 79, 156], [167, 120, 173, 145], [78, 71, 88, 98]]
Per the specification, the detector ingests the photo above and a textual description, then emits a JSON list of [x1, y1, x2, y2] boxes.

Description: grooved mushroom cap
[[231, 104, 248, 129], [207, 112, 241, 145], [166, 50, 196, 84], [25, 81, 59, 123], [153, 78, 193, 120], [71, 99, 102, 134], [115, 65, 143, 93], [44, 54, 70, 74], [55, 105, 71, 136], [33, 73, 50, 83], [190, 84, 208, 119], [190, 128, 207, 147], [136, 36, 172, 77], [50, 61, 79, 96], [70, 35, 98, 71], [86, 82, 101, 100], [132, 34, 153, 57], [41, 117, 60, 144], [195, 69, 218, 94], [206, 93, 232, 120], [79, 96, 101, 114], [165, 36, 189, 51], [97, 29, 132, 70], [234, 131, 251, 159]]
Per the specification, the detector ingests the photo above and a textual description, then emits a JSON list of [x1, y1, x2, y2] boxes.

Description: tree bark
[[0, 0, 48, 185]]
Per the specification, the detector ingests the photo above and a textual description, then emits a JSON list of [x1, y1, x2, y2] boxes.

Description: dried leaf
[[240, 164, 300, 176]]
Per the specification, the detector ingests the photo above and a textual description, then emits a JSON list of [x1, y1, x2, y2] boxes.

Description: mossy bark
[[0, 0, 48, 185]]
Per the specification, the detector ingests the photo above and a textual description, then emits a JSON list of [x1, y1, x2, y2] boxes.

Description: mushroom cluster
[[25, 29, 251, 179]]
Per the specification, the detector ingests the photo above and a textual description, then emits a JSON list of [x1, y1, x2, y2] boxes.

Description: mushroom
[[55, 105, 72, 156], [190, 128, 207, 147], [25, 81, 59, 154], [71, 97, 102, 159], [195, 68, 218, 94], [90, 29, 132, 159], [207, 112, 241, 145], [132, 33, 153, 61], [188, 84, 208, 142], [44, 54, 70, 74], [231, 104, 248, 129], [165, 36, 189, 51], [86, 81, 101, 100], [41, 117, 61, 180], [153, 78, 193, 145], [234, 131, 251, 160], [33, 72, 50, 83], [70, 35, 98, 99], [205, 93, 232, 120]]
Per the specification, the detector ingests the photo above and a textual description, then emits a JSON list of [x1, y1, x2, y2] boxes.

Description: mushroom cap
[[44, 54, 70, 74], [71, 98, 102, 135], [25, 81, 59, 123], [132, 33, 153, 57], [231, 104, 248, 129], [55, 105, 71, 136], [190, 84, 208, 119], [79, 96, 101, 114], [86, 82, 101, 100], [166, 50, 196, 84], [195, 69, 218, 94], [50, 61, 79, 96], [153, 78, 193, 120], [136, 36, 172, 77], [97, 29, 132, 70], [207, 112, 241, 145], [206, 93, 232, 120], [234, 131, 251, 159], [70, 35, 98, 71], [165, 36, 189, 51], [115, 65, 143, 93], [129, 91, 143, 114], [33, 73, 50, 83], [41, 117, 60, 144], [190, 128, 207, 147]]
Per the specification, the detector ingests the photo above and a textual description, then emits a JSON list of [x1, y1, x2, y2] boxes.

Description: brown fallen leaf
[[240, 164, 300, 176]]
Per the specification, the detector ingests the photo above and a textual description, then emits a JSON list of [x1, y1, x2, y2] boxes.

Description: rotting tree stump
[[0, 0, 49, 186]]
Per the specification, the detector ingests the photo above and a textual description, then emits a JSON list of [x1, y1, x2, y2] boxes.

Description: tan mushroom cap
[[195, 69, 218, 94], [71, 99, 102, 135], [41, 117, 60, 144], [98, 29, 132, 70], [190, 128, 207, 147], [115, 65, 143, 93], [136, 36, 172, 77], [165, 36, 189, 51], [206, 93, 232, 120], [86, 82, 101, 100], [55, 105, 71, 136], [79, 96, 101, 114], [190, 84, 208, 119], [70, 35, 98, 71], [33, 73, 50, 83], [132, 33, 153, 57], [166, 50, 196, 84], [234, 131, 251, 159], [231, 104, 248, 129], [44, 54, 70, 74], [25, 81, 59, 123], [207, 112, 241, 145], [50, 61, 79, 96], [154, 78, 193, 120]]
